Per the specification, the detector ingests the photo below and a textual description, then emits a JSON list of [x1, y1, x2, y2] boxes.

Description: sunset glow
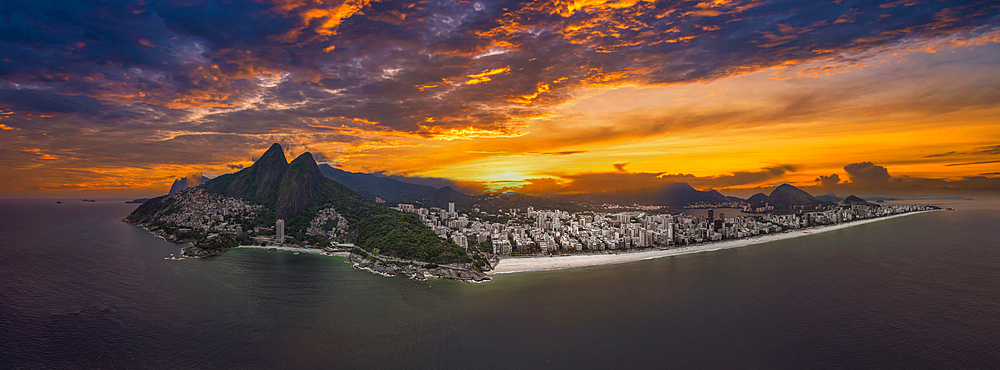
[[1, 0, 998, 197]]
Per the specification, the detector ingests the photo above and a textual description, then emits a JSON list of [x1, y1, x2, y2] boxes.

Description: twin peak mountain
[[209, 143, 325, 220]]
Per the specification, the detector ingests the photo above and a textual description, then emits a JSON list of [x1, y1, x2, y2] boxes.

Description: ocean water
[[1, 198, 999, 369]]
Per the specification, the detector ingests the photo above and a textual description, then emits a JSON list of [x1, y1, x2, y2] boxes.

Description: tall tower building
[[448, 202, 455, 214], [707, 209, 714, 221], [276, 219, 285, 245]]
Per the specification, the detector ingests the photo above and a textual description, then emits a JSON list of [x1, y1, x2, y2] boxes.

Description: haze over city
[[1, 0, 998, 198]]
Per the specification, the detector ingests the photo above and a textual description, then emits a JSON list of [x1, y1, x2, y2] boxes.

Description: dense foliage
[[284, 180, 470, 263]]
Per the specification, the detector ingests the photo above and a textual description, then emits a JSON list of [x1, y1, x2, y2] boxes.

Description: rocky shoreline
[[349, 253, 491, 283], [130, 221, 490, 283]]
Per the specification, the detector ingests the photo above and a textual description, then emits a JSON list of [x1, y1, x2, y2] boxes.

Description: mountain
[[843, 195, 867, 204], [317, 164, 436, 201], [653, 182, 730, 208], [220, 143, 289, 204], [815, 192, 843, 202], [862, 195, 899, 201], [168, 175, 211, 195], [747, 193, 769, 207], [766, 184, 822, 210], [317, 165, 582, 213], [275, 153, 327, 220], [126, 143, 475, 266]]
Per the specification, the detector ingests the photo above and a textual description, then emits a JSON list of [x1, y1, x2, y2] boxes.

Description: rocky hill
[[126, 143, 476, 267]]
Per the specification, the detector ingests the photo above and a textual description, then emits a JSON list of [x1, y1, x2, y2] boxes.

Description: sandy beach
[[489, 210, 937, 275], [233, 245, 350, 257]]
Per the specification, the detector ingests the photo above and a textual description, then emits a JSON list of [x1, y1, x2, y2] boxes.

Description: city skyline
[[1, 0, 999, 198]]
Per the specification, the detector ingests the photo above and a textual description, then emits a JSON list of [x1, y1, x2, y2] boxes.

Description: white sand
[[234, 245, 350, 257], [488, 210, 936, 275]]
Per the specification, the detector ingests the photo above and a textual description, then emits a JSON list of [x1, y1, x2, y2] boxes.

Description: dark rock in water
[[179, 245, 224, 258], [348, 253, 490, 283], [125, 198, 150, 204], [267, 248, 277, 252], [82, 199, 97, 202], [56, 201, 63, 204]]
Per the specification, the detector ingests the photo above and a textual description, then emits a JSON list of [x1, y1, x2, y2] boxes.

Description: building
[[276, 219, 285, 245], [448, 202, 455, 215]]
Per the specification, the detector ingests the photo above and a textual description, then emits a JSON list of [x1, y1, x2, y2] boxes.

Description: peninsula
[[124, 144, 940, 284]]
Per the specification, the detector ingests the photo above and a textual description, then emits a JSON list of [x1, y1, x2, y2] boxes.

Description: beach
[[489, 210, 937, 275]]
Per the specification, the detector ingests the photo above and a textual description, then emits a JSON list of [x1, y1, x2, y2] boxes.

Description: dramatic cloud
[[0, 0, 998, 195], [815, 174, 842, 188], [504, 165, 798, 195], [844, 162, 892, 188]]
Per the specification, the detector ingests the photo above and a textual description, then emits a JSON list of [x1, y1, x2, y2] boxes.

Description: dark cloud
[[815, 174, 841, 188], [923, 151, 957, 158], [1, 0, 999, 193], [844, 162, 892, 187], [1, 0, 996, 137], [227, 164, 245, 170], [973, 144, 1000, 155], [922, 144, 1000, 159], [946, 160, 1000, 167], [529, 151, 588, 156], [509, 165, 797, 195]]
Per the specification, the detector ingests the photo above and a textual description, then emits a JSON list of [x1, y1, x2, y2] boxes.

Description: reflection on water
[[1, 198, 999, 369]]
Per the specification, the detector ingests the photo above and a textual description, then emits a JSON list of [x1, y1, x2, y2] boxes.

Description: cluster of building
[[157, 189, 263, 234], [394, 202, 937, 256], [305, 207, 350, 241]]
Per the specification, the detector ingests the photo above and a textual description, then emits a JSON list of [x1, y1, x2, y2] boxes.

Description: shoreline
[[489, 210, 938, 275], [232, 245, 351, 257]]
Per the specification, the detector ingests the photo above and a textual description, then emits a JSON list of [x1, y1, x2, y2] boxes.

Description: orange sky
[[0, 0, 998, 198]]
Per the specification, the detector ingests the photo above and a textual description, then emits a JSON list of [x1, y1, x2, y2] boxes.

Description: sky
[[1, 0, 999, 198]]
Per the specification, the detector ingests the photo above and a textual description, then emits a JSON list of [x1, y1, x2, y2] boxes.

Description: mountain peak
[[221, 143, 289, 204], [275, 151, 325, 219]]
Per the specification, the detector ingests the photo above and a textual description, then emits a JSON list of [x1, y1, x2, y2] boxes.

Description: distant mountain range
[[815, 192, 843, 202], [318, 164, 579, 213], [746, 184, 823, 210], [653, 182, 732, 207], [317, 164, 436, 202], [161, 155, 923, 217]]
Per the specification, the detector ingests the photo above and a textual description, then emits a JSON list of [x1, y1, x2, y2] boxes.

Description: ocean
[[1, 198, 999, 369]]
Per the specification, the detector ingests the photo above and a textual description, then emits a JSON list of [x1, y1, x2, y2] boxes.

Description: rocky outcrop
[[179, 245, 225, 258], [349, 253, 491, 283], [169, 175, 211, 195]]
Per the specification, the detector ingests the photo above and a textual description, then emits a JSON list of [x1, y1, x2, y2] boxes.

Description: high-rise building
[[708, 209, 714, 221], [276, 219, 285, 245], [448, 202, 455, 214]]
